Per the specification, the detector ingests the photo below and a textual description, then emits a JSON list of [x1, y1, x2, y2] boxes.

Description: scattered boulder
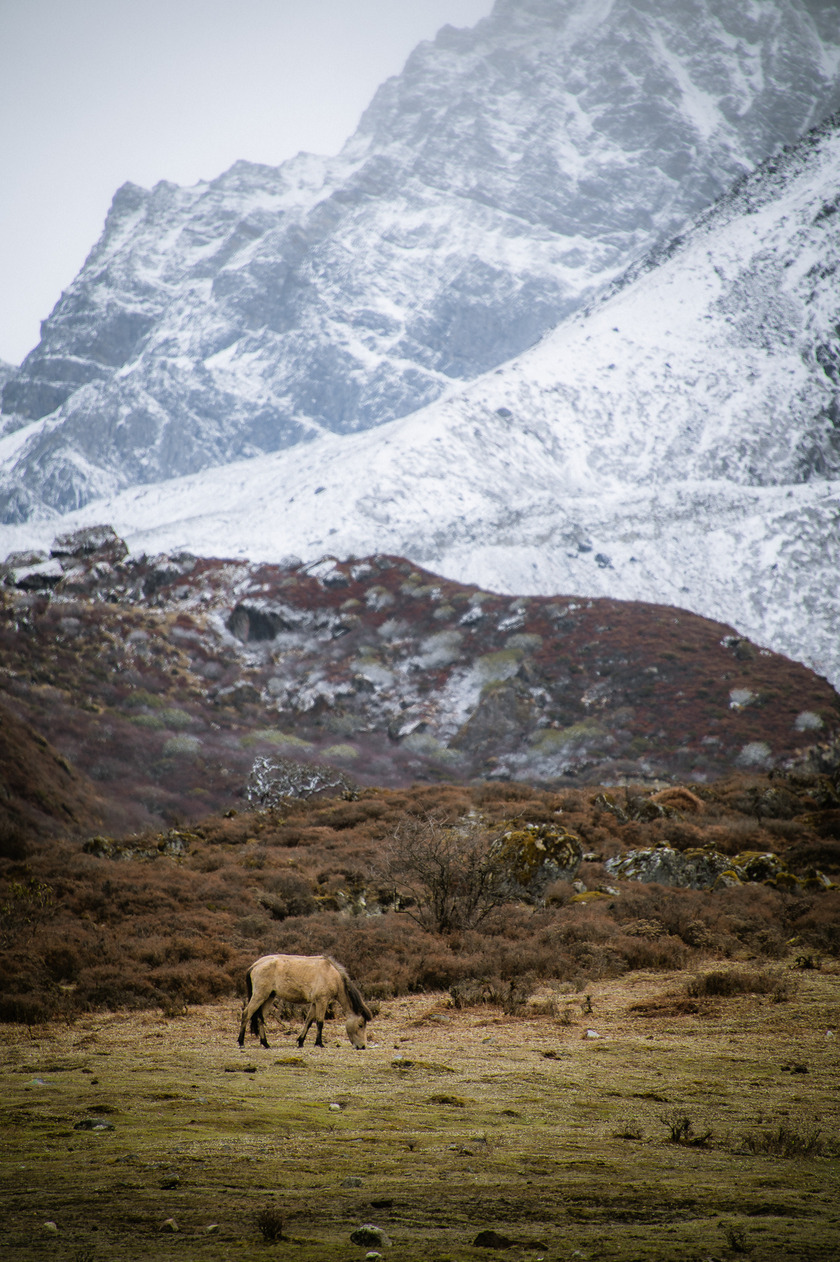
[[7, 558, 64, 590], [51, 524, 128, 560], [73, 1116, 115, 1131], [350, 1224, 392, 1248], [473, 1229, 515, 1248], [2, 548, 47, 568], [493, 821, 583, 899], [604, 844, 824, 891]]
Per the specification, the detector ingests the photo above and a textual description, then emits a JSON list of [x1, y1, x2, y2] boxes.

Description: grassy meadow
[[2, 965, 838, 1261]]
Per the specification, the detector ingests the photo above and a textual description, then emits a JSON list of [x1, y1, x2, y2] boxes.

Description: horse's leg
[[313, 997, 329, 1047], [238, 995, 257, 1047], [298, 1003, 316, 1047], [239, 986, 271, 1048], [256, 1002, 270, 1049]]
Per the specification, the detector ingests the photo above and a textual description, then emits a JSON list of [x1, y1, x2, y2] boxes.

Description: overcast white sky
[[0, 0, 493, 366]]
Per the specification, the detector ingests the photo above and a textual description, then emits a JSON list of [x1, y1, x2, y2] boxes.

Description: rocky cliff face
[[2, 0, 839, 521]]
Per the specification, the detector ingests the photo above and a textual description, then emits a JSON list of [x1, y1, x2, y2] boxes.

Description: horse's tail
[[329, 957, 373, 1022]]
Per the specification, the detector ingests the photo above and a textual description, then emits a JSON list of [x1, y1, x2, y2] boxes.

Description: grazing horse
[[238, 953, 372, 1050]]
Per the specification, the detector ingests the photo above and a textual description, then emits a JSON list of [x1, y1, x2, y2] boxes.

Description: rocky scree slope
[[2, 0, 840, 521], [1, 528, 837, 836]]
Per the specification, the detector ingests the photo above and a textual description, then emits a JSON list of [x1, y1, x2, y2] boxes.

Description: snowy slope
[[2, 0, 839, 521], [3, 114, 839, 688]]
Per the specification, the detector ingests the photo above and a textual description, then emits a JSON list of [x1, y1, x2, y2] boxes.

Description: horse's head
[[345, 1014, 367, 1049]]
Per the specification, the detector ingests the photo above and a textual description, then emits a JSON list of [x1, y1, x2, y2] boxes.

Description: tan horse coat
[[238, 953, 372, 1050]]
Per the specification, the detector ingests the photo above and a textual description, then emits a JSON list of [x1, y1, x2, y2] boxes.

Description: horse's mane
[[327, 955, 373, 1021]]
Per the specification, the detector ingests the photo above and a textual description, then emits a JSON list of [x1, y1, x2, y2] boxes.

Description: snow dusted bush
[[736, 741, 773, 770], [246, 754, 357, 806]]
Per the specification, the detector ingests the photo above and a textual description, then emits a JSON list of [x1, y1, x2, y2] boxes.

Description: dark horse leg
[[238, 993, 271, 1049], [298, 1001, 327, 1047], [298, 1003, 315, 1047], [256, 1005, 269, 1049]]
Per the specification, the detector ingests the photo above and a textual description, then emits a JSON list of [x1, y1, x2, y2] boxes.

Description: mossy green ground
[[1, 965, 838, 1260]]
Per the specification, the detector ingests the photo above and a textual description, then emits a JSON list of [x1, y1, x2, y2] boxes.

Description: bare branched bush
[[719, 1222, 753, 1254], [255, 1206, 285, 1243], [246, 754, 357, 806], [659, 1110, 712, 1146], [378, 811, 512, 934]]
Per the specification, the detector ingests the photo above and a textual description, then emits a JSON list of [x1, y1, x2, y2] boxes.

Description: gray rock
[[51, 524, 127, 558], [604, 845, 801, 891], [73, 1116, 115, 1131], [350, 1224, 391, 1248]]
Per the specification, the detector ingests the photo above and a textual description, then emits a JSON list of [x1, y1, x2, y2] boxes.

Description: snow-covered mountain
[[4, 110, 839, 692], [2, 0, 840, 521]]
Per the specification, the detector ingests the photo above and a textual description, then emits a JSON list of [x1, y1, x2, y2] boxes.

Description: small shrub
[[613, 1122, 644, 1140], [687, 968, 792, 1000], [659, 1110, 712, 1146], [0, 992, 54, 1024], [720, 1222, 752, 1254], [660, 1111, 692, 1143], [257, 873, 316, 920], [255, 1206, 285, 1243], [743, 1122, 826, 1158]]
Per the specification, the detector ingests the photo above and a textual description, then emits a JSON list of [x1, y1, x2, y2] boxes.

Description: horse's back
[[250, 953, 339, 1002]]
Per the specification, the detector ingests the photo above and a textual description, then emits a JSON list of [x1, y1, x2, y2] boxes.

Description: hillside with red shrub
[[2, 527, 837, 835], [0, 700, 102, 858], [1, 772, 838, 1024]]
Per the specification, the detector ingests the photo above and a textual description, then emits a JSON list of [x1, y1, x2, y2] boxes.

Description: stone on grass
[[474, 1228, 515, 1248], [350, 1223, 391, 1248]]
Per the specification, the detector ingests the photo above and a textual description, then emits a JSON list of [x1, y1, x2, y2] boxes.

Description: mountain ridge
[[3, 109, 839, 688], [2, 0, 840, 522]]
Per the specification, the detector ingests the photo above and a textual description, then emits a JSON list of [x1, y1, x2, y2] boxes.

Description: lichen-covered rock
[[605, 844, 815, 891], [494, 821, 583, 900], [350, 1224, 391, 1248]]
